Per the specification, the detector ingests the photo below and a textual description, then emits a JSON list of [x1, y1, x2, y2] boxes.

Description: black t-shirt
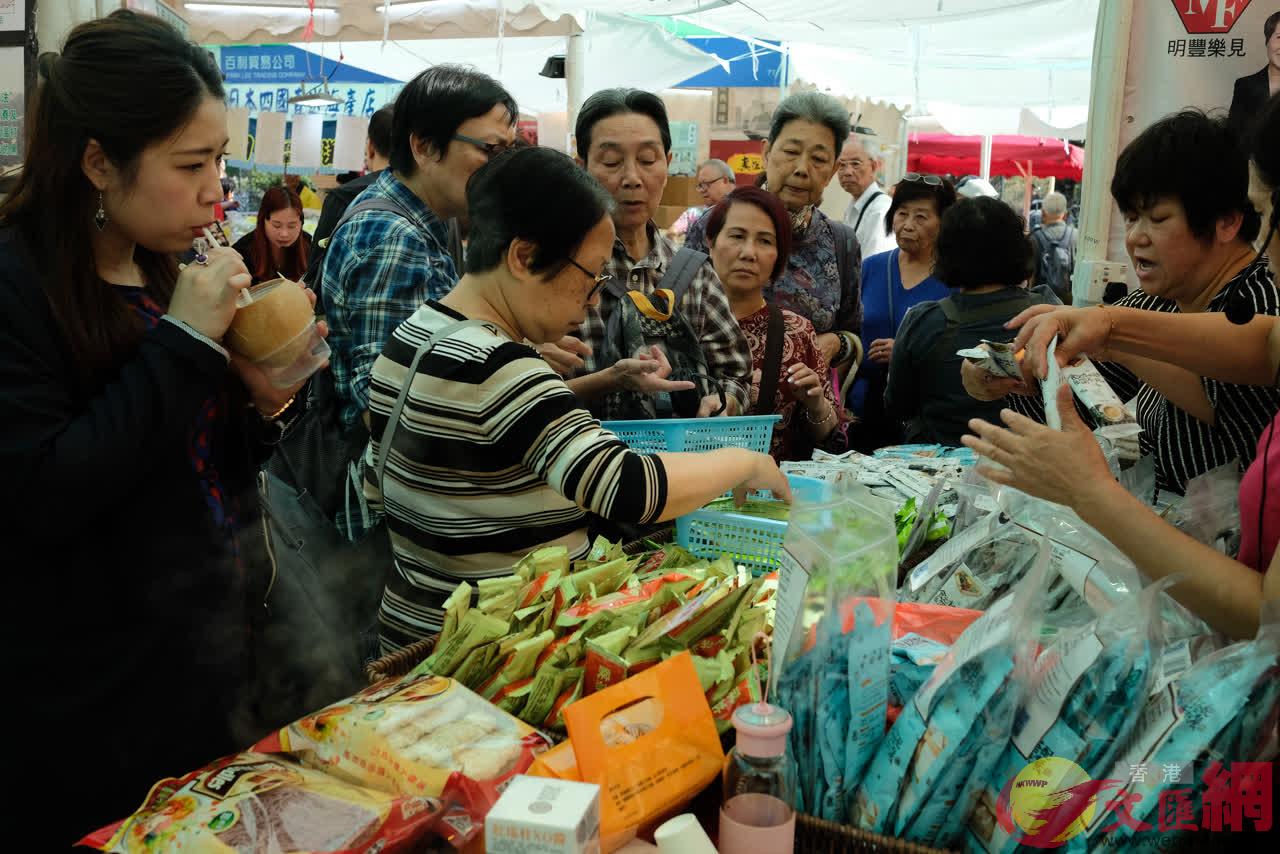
[[885, 285, 1060, 446]]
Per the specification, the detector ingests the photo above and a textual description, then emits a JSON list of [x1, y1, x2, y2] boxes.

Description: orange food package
[[561, 652, 724, 852], [78, 752, 481, 853]]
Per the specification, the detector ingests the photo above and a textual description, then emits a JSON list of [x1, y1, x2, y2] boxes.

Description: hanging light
[[288, 81, 343, 108]]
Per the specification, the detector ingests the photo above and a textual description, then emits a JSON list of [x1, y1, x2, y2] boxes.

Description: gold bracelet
[[802, 404, 836, 426], [258, 395, 296, 420]]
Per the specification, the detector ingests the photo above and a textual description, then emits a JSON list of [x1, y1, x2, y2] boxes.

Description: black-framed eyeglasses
[[453, 133, 510, 159], [696, 176, 728, 192], [902, 172, 943, 186], [567, 258, 612, 301]]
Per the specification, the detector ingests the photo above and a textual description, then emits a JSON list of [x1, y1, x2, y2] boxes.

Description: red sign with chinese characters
[[1169, 0, 1253, 34]]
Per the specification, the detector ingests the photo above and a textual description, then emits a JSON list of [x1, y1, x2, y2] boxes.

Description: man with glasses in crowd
[[668, 158, 736, 240], [839, 133, 897, 260], [322, 64, 517, 432]]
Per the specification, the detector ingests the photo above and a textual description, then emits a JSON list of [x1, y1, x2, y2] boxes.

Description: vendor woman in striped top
[[365, 146, 790, 652]]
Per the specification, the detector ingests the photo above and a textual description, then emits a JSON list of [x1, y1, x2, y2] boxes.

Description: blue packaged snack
[[1089, 610, 1279, 852], [851, 536, 1050, 836], [888, 632, 949, 708], [966, 581, 1165, 854]]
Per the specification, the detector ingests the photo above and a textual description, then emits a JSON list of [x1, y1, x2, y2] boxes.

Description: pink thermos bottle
[[718, 702, 796, 854]]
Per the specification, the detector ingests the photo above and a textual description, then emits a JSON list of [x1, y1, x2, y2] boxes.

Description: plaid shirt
[[321, 170, 458, 429], [573, 222, 752, 413]]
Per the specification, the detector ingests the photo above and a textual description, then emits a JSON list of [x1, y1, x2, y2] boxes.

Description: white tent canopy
[[319, 22, 723, 116], [174, 0, 1097, 129]]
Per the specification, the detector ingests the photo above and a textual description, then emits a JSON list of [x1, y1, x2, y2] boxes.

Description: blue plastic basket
[[676, 475, 831, 573], [601, 415, 781, 455]]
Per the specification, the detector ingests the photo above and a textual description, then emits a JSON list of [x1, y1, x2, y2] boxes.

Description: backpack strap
[[375, 319, 492, 498], [322, 196, 417, 249], [311, 195, 421, 292], [658, 247, 708, 306], [753, 303, 786, 416], [852, 191, 886, 235]]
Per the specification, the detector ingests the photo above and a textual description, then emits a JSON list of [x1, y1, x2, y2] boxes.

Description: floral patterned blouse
[[738, 305, 849, 462], [687, 206, 862, 336]]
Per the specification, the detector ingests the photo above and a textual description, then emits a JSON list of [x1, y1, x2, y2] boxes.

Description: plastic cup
[[225, 277, 329, 388]]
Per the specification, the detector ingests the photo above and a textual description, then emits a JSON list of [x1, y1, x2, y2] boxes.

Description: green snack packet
[[437, 581, 472, 647], [522, 665, 581, 727], [545, 672, 586, 731], [481, 629, 555, 700], [586, 535, 624, 563], [417, 609, 508, 677], [516, 546, 570, 580], [623, 642, 663, 670], [565, 556, 637, 598], [513, 600, 554, 634], [451, 640, 501, 690], [493, 676, 534, 716], [669, 582, 753, 648], [735, 606, 768, 650], [516, 569, 563, 609], [687, 648, 737, 693], [497, 623, 537, 655], [477, 577, 523, 623]]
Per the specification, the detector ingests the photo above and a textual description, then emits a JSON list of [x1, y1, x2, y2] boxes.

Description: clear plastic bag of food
[[79, 752, 480, 853], [771, 485, 899, 823], [256, 674, 550, 801], [851, 535, 1051, 841]]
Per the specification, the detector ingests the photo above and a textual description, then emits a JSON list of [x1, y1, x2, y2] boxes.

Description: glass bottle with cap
[[718, 701, 796, 853]]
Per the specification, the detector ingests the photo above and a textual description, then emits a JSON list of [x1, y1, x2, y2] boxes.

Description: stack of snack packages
[[769, 483, 899, 824], [407, 538, 776, 734]]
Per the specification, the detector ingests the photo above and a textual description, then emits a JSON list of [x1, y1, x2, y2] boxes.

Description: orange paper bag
[[564, 652, 724, 852]]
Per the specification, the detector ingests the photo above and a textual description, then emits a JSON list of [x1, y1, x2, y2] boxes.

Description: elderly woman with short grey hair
[[687, 92, 862, 371]]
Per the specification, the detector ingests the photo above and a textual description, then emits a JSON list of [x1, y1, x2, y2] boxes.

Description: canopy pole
[[979, 134, 993, 181], [566, 22, 586, 154], [1074, 0, 1134, 304]]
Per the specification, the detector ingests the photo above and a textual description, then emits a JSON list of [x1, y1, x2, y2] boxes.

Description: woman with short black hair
[[885, 196, 1057, 445], [366, 146, 789, 652], [965, 108, 1280, 494]]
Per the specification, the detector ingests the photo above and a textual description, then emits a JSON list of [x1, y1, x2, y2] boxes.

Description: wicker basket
[[364, 529, 672, 685], [797, 814, 955, 853], [363, 531, 954, 854]]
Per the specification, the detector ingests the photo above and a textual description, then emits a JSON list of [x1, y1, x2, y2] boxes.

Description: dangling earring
[[94, 192, 107, 231]]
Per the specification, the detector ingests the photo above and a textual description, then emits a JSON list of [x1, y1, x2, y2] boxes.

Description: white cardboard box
[[486, 775, 602, 854]]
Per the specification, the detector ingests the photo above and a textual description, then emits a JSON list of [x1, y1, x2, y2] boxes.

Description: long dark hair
[[0, 10, 224, 388], [250, 186, 307, 282]]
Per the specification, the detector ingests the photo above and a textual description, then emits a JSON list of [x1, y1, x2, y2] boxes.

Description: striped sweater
[[1006, 258, 1280, 494], [365, 301, 668, 651]]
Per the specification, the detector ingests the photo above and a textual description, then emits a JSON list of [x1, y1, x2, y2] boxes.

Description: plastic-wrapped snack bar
[[80, 752, 482, 853], [257, 674, 549, 801], [851, 537, 1049, 839], [1060, 352, 1141, 439], [967, 581, 1164, 854], [887, 632, 949, 709]]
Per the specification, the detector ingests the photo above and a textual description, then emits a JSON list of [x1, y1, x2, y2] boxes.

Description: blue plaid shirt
[[321, 170, 458, 429]]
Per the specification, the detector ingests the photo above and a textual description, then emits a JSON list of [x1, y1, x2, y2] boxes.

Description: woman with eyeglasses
[[686, 93, 862, 374], [365, 147, 790, 653], [847, 173, 957, 450]]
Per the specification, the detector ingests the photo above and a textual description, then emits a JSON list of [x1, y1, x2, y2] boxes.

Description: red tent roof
[[907, 133, 1084, 180]]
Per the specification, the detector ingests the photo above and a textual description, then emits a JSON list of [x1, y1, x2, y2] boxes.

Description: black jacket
[[1228, 67, 1270, 140], [0, 227, 280, 839]]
